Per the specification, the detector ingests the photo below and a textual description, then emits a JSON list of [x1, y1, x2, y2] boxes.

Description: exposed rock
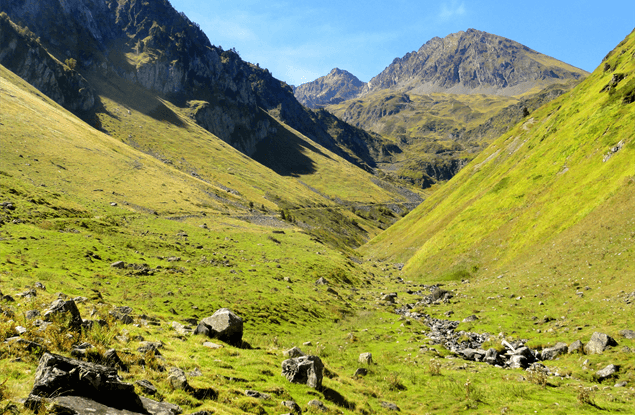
[[167, 367, 191, 392], [4, 336, 46, 355], [202, 342, 223, 349], [307, 399, 327, 412], [568, 340, 584, 354], [620, 329, 635, 339], [294, 68, 366, 109], [281, 355, 324, 389], [281, 400, 302, 414], [354, 368, 368, 377], [25, 353, 164, 413], [110, 306, 134, 324], [283, 346, 305, 358], [541, 342, 568, 360], [111, 261, 126, 269], [245, 390, 270, 400], [44, 299, 82, 329], [315, 277, 329, 285], [584, 332, 618, 355], [462, 315, 478, 323], [171, 321, 192, 336], [138, 341, 163, 356], [358, 352, 373, 365], [595, 364, 619, 381], [135, 379, 157, 396], [194, 308, 243, 346], [380, 401, 401, 411]]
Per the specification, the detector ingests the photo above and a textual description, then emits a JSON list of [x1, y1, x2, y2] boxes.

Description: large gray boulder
[[194, 308, 243, 346], [584, 332, 618, 355], [281, 355, 324, 389], [596, 364, 619, 381]]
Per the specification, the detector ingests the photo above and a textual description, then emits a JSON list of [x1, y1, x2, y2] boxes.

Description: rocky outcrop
[[25, 352, 181, 414], [294, 68, 366, 109], [584, 332, 618, 354], [0, 14, 96, 113]]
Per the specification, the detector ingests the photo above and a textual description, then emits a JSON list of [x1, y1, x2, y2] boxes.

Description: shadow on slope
[[252, 115, 334, 177], [87, 71, 185, 128]]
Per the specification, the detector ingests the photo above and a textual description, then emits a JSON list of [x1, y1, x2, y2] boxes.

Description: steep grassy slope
[[363, 29, 635, 281]]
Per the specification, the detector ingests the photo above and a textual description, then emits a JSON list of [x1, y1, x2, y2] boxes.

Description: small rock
[[541, 342, 568, 360], [245, 390, 270, 400], [167, 367, 191, 391], [280, 400, 302, 414], [194, 308, 243, 346], [619, 329, 635, 339], [595, 364, 619, 381], [380, 401, 400, 411], [358, 352, 373, 365], [354, 368, 368, 377], [111, 261, 126, 269], [568, 340, 584, 354], [283, 346, 304, 358], [307, 399, 327, 412], [615, 381, 627, 388], [135, 379, 157, 395], [202, 342, 223, 349], [281, 355, 324, 389], [315, 277, 328, 285], [462, 315, 478, 323]]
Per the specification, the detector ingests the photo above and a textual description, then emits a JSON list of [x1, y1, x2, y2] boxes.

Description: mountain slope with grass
[[363, 28, 635, 281]]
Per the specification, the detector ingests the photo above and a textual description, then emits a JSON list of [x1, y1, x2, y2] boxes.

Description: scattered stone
[[568, 340, 584, 354], [283, 346, 304, 358], [462, 315, 478, 323], [194, 308, 243, 346], [135, 379, 157, 396], [17, 289, 37, 299], [104, 349, 128, 371], [245, 390, 270, 400], [621, 346, 632, 353], [541, 342, 568, 360], [111, 261, 126, 269], [4, 336, 46, 355], [189, 367, 203, 377], [202, 342, 223, 349], [619, 329, 635, 339], [315, 277, 328, 285], [281, 400, 302, 414], [307, 399, 327, 412], [44, 299, 82, 329], [354, 368, 368, 377], [110, 306, 134, 324], [171, 321, 192, 336], [303, 341, 312, 346], [615, 381, 627, 388], [382, 293, 397, 303], [584, 332, 618, 355], [595, 364, 619, 381], [281, 355, 324, 389], [380, 401, 400, 411], [34, 282, 46, 290], [138, 341, 163, 355], [15, 326, 27, 335], [358, 352, 373, 365], [167, 367, 191, 391]]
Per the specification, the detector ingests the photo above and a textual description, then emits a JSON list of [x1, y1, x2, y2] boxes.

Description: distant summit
[[362, 28, 587, 96], [294, 68, 366, 109]]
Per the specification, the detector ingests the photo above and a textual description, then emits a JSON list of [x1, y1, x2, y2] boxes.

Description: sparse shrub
[[526, 369, 547, 388], [384, 372, 407, 391], [427, 358, 441, 376], [577, 387, 595, 406]]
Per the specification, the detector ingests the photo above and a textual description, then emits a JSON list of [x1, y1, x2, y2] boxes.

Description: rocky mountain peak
[[294, 68, 366, 109], [362, 28, 587, 97]]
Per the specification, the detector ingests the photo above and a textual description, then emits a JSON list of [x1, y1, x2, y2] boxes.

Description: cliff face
[[0, 14, 96, 113], [0, 0, 377, 167], [362, 29, 587, 96], [294, 68, 366, 109]]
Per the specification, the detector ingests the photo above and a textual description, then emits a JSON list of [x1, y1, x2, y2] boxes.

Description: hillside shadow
[[252, 115, 333, 177], [320, 386, 356, 411], [86, 72, 185, 127]]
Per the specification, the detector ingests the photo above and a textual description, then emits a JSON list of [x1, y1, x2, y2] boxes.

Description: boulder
[[380, 401, 401, 411], [483, 348, 499, 366], [194, 308, 243, 346], [584, 332, 618, 355], [44, 299, 82, 329], [245, 390, 270, 400], [568, 340, 584, 354], [462, 315, 478, 323], [167, 367, 191, 391], [135, 379, 157, 396], [354, 368, 368, 377], [596, 364, 619, 381], [110, 306, 134, 324], [508, 355, 528, 369], [541, 342, 568, 360], [358, 352, 373, 365], [281, 355, 324, 389]]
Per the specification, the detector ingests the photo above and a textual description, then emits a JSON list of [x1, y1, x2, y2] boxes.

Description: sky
[[170, 0, 635, 87]]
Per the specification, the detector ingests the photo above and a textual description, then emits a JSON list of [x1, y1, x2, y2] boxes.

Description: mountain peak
[[364, 28, 587, 96], [294, 68, 365, 108]]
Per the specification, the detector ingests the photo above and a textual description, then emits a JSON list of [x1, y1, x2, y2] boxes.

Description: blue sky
[[170, 0, 635, 86]]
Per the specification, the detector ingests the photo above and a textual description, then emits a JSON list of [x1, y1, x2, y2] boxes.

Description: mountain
[[0, 0, 390, 171], [0, 2, 423, 251], [362, 28, 635, 281], [294, 68, 366, 109], [362, 28, 587, 97], [320, 29, 588, 188]]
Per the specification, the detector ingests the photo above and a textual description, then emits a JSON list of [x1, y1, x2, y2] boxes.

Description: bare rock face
[[541, 342, 568, 360], [281, 355, 324, 389], [43, 299, 82, 329], [194, 308, 243, 346]]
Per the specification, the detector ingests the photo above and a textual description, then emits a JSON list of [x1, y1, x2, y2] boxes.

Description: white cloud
[[439, 1, 467, 21]]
